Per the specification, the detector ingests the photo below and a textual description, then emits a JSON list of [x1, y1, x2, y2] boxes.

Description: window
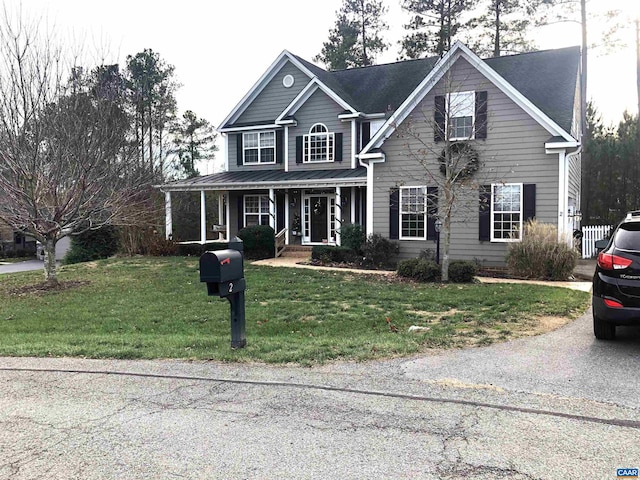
[[243, 131, 275, 164], [244, 195, 271, 227], [400, 187, 427, 239], [491, 183, 522, 241], [304, 123, 334, 162], [447, 91, 475, 140]]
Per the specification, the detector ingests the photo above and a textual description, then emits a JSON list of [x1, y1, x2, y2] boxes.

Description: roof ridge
[[482, 45, 580, 61]]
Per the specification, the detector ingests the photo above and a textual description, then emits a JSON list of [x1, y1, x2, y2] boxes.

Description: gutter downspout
[[358, 153, 386, 237]]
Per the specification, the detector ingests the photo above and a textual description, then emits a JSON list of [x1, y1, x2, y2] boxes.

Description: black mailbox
[[200, 249, 243, 282], [199, 238, 247, 349]]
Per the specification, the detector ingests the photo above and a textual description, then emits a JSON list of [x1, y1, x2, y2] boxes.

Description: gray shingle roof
[[160, 168, 367, 191]]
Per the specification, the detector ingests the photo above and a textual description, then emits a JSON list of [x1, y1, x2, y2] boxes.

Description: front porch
[[158, 168, 368, 251]]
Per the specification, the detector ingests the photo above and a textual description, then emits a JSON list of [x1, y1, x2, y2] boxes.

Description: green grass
[[0, 257, 590, 364]]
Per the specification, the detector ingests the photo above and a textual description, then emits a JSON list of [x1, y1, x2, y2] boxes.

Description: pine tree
[[315, 0, 388, 70]]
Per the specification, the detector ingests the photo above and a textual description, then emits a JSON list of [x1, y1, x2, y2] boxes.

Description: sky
[[8, 0, 640, 173]]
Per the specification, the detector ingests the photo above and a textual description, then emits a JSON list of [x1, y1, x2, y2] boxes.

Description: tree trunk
[[493, 1, 501, 57], [43, 237, 57, 285]]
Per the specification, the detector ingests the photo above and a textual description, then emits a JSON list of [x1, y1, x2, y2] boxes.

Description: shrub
[[361, 234, 398, 269], [237, 225, 275, 260], [506, 220, 578, 280], [448, 260, 477, 283], [64, 225, 119, 264], [397, 258, 440, 282], [312, 245, 358, 263], [340, 223, 366, 254]]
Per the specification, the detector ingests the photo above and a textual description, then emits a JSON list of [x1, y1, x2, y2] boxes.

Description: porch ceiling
[[158, 167, 367, 192]]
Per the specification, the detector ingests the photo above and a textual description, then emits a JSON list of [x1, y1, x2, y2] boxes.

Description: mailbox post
[[199, 237, 247, 349]]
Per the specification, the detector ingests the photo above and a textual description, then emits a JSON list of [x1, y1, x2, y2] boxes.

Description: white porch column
[[218, 193, 224, 225], [164, 191, 172, 240], [269, 188, 276, 231], [557, 150, 566, 243], [366, 166, 375, 237], [200, 190, 207, 244], [285, 192, 290, 245], [336, 186, 342, 246]]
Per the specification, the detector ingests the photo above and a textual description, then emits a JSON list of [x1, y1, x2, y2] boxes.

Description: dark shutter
[[434, 95, 446, 142], [276, 194, 285, 231], [276, 130, 284, 164], [335, 133, 343, 162], [389, 189, 399, 240], [426, 187, 438, 241], [475, 91, 488, 140], [237, 195, 244, 231], [296, 136, 303, 164], [523, 184, 536, 222], [236, 133, 243, 166], [361, 122, 371, 148], [479, 185, 491, 241]]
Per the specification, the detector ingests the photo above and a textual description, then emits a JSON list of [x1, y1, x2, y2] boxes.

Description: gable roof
[[221, 43, 580, 143]]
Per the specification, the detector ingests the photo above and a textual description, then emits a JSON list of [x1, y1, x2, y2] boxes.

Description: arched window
[[304, 123, 334, 162]]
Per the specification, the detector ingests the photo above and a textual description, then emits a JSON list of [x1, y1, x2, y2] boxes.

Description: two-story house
[[159, 41, 581, 266]]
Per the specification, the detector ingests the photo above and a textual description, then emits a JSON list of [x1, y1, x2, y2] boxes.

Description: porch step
[[279, 246, 313, 259]]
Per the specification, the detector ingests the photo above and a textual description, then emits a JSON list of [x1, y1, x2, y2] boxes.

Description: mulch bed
[[7, 281, 90, 297]]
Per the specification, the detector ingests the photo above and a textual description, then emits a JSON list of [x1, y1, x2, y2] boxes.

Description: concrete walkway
[[253, 256, 593, 292]]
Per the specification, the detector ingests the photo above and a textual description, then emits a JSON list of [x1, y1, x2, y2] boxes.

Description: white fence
[[581, 225, 612, 259]]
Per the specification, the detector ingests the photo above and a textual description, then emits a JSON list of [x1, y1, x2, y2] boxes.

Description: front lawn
[[0, 257, 589, 364]]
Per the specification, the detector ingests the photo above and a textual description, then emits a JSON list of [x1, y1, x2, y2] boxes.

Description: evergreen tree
[[400, 0, 473, 59], [170, 110, 218, 179], [315, 0, 388, 70]]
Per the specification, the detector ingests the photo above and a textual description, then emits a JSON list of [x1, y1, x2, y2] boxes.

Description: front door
[[310, 196, 328, 243]]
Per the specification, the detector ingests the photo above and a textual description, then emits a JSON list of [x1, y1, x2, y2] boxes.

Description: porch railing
[[275, 228, 287, 258]]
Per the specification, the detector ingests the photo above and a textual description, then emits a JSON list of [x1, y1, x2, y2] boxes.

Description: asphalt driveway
[[0, 259, 44, 275], [1, 308, 639, 479]]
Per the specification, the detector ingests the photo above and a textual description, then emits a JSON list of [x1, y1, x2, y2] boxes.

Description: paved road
[[0, 260, 45, 275], [1, 309, 639, 479]]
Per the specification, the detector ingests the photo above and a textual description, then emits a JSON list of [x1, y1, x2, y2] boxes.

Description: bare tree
[[0, 9, 153, 284], [393, 71, 496, 281]]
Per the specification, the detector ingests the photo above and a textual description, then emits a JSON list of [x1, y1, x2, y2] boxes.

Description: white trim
[[219, 50, 315, 128], [242, 130, 276, 165], [218, 193, 224, 228], [223, 133, 229, 171], [160, 177, 367, 193], [363, 41, 576, 154], [225, 195, 230, 240], [446, 90, 476, 141], [490, 183, 523, 242], [303, 123, 335, 163], [243, 194, 270, 227], [351, 187, 356, 224], [301, 193, 337, 245], [399, 186, 428, 241], [276, 77, 357, 123], [335, 187, 342, 246], [284, 126, 289, 173], [285, 192, 290, 245], [219, 124, 280, 133], [545, 141, 580, 151], [351, 119, 357, 169], [269, 188, 276, 231], [338, 112, 364, 119]]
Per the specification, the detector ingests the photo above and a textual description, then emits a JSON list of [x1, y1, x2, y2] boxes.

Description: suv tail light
[[597, 252, 633, 270]]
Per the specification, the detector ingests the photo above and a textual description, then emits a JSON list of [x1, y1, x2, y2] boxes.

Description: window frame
[[242, 131, 276, 165], [490, 183, 523, 242], [446, 91, 475, 141], [399, 186, 428, 241], [303, 123, 335, 163], [243, 195, 271, 227]]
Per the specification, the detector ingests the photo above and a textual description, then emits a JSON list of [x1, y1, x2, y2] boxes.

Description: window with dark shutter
[[434, 95, 446, 142], [236, 134, 243, 166], [426, 187, 438, 241], [389, 189, 399, 240], [479, 185, 491, 241], [523, 184, 536, 222], [475, 91, 488, 140], [296, 136, 303, 164], [335, 133, 343, 162], [276, 130, 284, 164]]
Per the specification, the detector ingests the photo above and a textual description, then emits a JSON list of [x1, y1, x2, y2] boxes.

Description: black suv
[[593, 211, 640, 339]]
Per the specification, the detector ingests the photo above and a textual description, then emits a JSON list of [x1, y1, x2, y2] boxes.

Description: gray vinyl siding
[[287, 89, 352, 171], [374, 57, 560, 266], [235, 61, 309, 125]]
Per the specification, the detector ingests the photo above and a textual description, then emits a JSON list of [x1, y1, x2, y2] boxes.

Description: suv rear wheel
[[593, 313, 616, 340]]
